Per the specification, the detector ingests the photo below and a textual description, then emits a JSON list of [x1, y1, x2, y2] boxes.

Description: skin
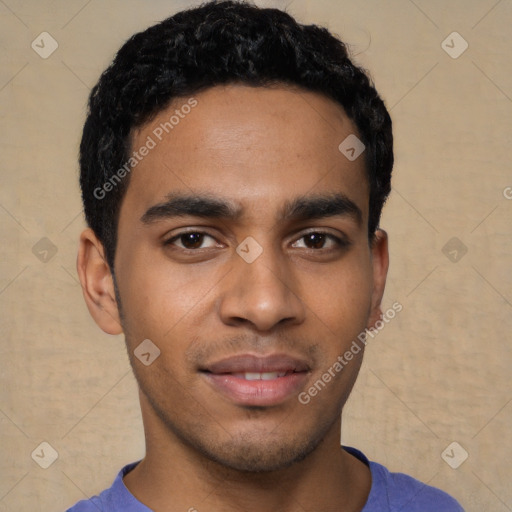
[[77, 84, 389, 512]]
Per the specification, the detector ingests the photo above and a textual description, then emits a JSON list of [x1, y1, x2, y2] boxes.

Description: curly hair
[[80, 0, 393, 271]]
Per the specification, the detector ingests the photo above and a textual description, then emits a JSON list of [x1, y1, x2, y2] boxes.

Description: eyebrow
[[140, 192, 363, 226], [281, 193, 362, 226]]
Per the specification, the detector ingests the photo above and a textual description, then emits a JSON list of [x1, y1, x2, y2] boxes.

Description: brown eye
[[292, 232, 345, 250], [165, 232, 218, 250], [304, 233, 326, 249], [179, 233, 204, 249]]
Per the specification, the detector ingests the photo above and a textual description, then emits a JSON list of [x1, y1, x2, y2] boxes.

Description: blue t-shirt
[[66, 446, 464, 511]]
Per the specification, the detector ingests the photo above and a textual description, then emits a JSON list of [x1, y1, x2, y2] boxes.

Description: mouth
[[229, 371, 294, 380], [199, 354, 311, 406]]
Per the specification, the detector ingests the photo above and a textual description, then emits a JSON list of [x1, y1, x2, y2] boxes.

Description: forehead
[[121, 84, 368, 223]]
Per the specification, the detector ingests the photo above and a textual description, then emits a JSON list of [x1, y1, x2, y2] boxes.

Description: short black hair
[[79, 0, 393, 271]]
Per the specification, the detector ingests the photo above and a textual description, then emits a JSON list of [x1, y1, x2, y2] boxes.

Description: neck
[[124, 393, 371, 512]]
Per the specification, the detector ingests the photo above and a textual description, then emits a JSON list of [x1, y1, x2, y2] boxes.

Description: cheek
[[301, 255, 373, 341], [115, 247, 225, 343]]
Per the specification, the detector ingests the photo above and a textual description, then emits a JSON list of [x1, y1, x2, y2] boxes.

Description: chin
[[197, 435, 319, 473], [140, 376, 341, 474]]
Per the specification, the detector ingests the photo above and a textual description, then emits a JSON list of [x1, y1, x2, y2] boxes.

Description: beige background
[[1, 0, 511, 510]]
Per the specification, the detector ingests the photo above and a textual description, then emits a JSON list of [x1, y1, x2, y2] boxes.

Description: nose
[[217, 243, 306, 332]]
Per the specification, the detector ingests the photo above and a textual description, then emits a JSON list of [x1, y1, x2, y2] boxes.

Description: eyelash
[[163, 230, 350, 252]]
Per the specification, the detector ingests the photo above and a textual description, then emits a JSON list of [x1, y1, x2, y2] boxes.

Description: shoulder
[[66, 496, 102, 512], [367, 459, 465, 511], [65, 461, 148, 512], [343, 446, 464, 512]]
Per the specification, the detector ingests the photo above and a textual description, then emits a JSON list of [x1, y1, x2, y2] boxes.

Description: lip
[[202, 353, 311, 374], [200, 353, 311, 406]]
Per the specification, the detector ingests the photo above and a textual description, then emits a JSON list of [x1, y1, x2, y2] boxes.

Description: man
[[70, 1, 464, 510]]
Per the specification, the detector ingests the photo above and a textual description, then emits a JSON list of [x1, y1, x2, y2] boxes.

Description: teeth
[[233, 372, 287, 380]]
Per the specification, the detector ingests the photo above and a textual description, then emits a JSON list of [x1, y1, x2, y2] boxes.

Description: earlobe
[[76, 228, 123, 335], [368, 228, 389, 328]]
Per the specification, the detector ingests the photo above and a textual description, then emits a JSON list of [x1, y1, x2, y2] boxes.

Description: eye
[[165, 231, 219, 250], [291, 232, 347, 250]]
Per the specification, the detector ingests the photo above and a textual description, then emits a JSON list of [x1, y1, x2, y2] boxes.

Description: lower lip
[[201, 372, 309, 406]]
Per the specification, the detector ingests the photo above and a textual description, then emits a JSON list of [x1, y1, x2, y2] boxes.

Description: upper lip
[[201, 353, 311, 374]]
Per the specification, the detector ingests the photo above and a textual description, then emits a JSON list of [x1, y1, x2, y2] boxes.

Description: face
[[78, 84, 388, 472]]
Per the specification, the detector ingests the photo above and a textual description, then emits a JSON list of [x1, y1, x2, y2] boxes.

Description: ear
[[76, 228, 123, 335], [367, 229, 389, 328]]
